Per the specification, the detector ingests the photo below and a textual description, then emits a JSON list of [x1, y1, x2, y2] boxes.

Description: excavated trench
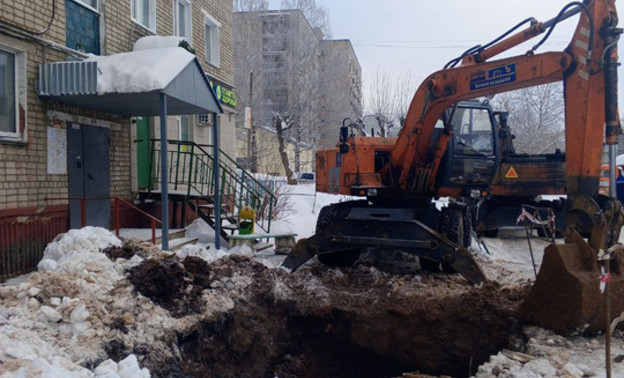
[[105, 243, 530, 377]]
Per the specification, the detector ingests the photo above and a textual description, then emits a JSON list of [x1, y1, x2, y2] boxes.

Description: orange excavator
[[284, 0, 622, 333]]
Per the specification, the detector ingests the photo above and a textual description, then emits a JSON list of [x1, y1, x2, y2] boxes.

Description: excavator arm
[[388, 0, 621, 198]]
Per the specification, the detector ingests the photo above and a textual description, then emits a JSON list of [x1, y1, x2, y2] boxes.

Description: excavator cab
[[438, 102, 499, 189]]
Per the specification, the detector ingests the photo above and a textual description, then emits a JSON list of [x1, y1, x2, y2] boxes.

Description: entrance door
[[136, 117, 151, 189], [67, 123, 111, 229]]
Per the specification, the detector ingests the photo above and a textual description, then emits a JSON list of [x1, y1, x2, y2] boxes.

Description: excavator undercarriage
[[283, 200, 486, 284]]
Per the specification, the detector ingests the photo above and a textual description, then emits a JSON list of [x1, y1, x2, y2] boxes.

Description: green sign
[[208, 78, 237, 108]]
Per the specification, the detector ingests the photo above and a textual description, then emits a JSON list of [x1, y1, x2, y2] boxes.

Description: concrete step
[[168, 236, 199, 252], [155, 229, 186, 244], [118, 228, 186, 244]]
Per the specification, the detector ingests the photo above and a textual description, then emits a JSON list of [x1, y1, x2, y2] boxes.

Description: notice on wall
[[47, 127, 67, 174]]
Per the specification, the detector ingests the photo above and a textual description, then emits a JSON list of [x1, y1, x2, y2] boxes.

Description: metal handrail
[[149, 139, 278, 232], [152, 139, 277, 204], [44, 196, 162, 244]]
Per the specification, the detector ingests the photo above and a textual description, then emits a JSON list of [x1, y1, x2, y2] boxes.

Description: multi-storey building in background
[[0, 0, 236, 279], [319, 39, 362, 149], [233, 9, 362, 174]]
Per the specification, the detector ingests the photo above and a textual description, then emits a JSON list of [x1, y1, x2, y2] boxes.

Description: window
[[131, 0, 155, 32], [0, 47, 25, 140], [198, 114, 211, 124], [204, 14, 221, 67], [74, 0, 98, 11], [178, 115, 191, 152], [174, 0, 192, 43], [0, 50, 16, 137], [266, 72, 287, 88], [263, 54, 286, 70], [453, 107, 494, 156], [66, 0, 100, 54]]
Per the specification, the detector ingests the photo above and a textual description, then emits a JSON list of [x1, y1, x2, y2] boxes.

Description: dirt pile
[[119, 245, 529, 378]]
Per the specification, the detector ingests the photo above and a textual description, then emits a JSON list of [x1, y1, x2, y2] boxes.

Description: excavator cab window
[[440, 104, 498, 188], [455, 108, 494, 156]]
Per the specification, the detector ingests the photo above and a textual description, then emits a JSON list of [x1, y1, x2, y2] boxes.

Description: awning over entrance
[[37, 47, 222, 116], [36, 47, 224, 250]]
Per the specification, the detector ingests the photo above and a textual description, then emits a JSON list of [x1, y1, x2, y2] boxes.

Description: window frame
[[178, 115, 191, 141], [0, 47, 20, 140], [130, 0, 156, 33], [72, 0, 99, 13], [204, 13, 221, 68], [173, 0, 192, 44]]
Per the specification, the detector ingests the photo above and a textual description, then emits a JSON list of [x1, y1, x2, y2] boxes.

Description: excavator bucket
[[281, 237, 317, 272], [521, 230, 624, 335]]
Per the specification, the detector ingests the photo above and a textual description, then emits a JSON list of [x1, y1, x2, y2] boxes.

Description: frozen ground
[[1, 184, 624, 377]]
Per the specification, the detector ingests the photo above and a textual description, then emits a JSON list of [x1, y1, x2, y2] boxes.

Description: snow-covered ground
[[269, 181, 356, 239], [1, 183, 624, 377]]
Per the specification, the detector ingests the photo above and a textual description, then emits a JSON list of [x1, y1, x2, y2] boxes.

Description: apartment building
[[319, 39, 362, 149], [233, 9, 361, 175], [0, 0, 236, 278]]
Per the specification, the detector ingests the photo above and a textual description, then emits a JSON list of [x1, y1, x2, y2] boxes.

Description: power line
[[354, 44, 474, 49]]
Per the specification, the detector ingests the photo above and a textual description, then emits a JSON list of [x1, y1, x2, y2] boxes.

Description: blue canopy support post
[[160, 93, 169, 250], [213, 112, 221, 249]]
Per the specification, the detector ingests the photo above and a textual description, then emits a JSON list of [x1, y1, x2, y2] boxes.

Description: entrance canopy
[[37, 46, 224, 250], [37, 47, 222, 116]]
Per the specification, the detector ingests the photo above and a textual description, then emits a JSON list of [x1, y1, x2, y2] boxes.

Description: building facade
[[0, 0, 236, 279], [318, 39, 362, 149], [233, 9, 361, 176]]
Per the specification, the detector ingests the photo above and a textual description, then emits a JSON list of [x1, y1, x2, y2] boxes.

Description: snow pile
[[176, 244, 229, 262], [226, 244, 254, 258], [184, 218, 213, 238], [184, 218, 216, 243], [475, 326, 624, 377], [38, 227, 121, 271], [177, 243, 259, 266], [1, 353, 149, 378], [0, 228, 155, 377], [38, 227, 123, 287], [84, 47, 195, 94]]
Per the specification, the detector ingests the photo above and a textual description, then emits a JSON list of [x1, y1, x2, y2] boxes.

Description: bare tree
[[235, 9, 327, 180], [280, 0, 332, 38], [233, 11, 266, 172], [365, 67, 419, 137], [492, 83, 565, 154], [267, 13, 324, 183], [233, 0, 268, 12]]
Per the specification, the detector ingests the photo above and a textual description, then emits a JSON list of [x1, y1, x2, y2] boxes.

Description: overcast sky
[[267, 0, 624, 115]]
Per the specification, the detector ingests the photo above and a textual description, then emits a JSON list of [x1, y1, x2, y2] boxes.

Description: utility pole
[[248, 55, 258, 173], [247, 70, 254, 171]]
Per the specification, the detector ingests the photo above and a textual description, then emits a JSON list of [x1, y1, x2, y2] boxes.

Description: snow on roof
[[84, 47, 195, 94], [132, 35, 186, 51]]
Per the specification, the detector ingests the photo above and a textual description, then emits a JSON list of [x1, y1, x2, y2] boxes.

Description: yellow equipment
[[238, 206, 255, 235]]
